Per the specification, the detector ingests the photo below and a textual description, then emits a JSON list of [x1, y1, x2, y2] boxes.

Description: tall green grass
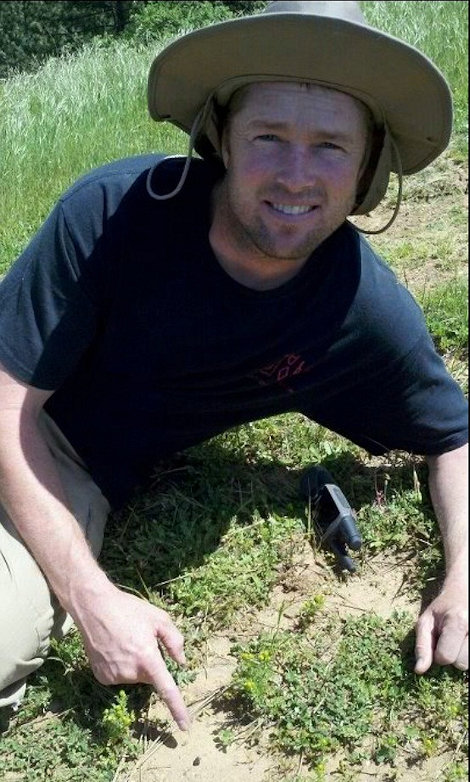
[[361, 1, 468, 133], [0, 1, 467, 274], [0, 38, 187, 273]]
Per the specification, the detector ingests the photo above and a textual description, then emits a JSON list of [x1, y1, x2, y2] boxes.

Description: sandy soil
[[117, 545, 428, 782]]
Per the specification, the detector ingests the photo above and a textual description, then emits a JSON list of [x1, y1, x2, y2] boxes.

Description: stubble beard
[[245, 216, 327, 262], [225, 182, 355, 265]]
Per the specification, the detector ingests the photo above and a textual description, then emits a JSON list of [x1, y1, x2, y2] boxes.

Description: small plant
[[101, 689, 135, 744], [296, 594, 326, 630], [216, 727, 236, 750], [168, 512, 302, 629], [443, 761, 469, 781], [373, 732, 399, 764]]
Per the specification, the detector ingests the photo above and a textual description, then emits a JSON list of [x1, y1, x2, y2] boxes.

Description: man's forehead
[[230, 81, 370, 121]]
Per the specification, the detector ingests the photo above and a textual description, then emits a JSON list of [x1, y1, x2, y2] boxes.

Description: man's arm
[[0, 363, 190, 729], [414, 443, 468, 673]]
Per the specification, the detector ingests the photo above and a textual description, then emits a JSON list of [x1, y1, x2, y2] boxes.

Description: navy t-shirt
[[0, 155, 467, 507]]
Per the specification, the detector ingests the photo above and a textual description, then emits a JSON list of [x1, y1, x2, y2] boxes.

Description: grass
[[420, 278, 468, 358], [0, 38, 188, 275], [361, 1, 468, 135], [1, 421, 468, 780], [0, 2, 468, 780], [228, 611, 467, 778]]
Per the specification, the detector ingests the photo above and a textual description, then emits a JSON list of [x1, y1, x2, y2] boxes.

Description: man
[[0, 1, 467, 733]]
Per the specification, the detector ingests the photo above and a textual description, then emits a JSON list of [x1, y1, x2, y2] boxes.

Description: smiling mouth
[[269, 203, 316, 216]]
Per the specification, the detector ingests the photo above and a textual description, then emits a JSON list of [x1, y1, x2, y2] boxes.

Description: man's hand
[[418, 445, 468, 674], [75, 585, 190, 730], [414, 582, 468, 674]]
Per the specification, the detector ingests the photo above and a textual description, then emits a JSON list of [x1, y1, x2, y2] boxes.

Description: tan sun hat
[[147, 0, 452, 217]]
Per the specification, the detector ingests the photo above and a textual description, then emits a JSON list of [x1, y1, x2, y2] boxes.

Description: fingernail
[[177, 718, 190, 731]]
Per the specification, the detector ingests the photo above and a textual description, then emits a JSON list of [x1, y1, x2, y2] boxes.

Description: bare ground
[[350, 148, 468, 293], [117, 544, 427, 782]]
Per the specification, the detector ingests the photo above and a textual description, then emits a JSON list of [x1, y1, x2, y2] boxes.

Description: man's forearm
[[426, 443, 468, 583], [0, 407, 112, 614], [0, 370, 189, 726], [0, 401, 190, 725]]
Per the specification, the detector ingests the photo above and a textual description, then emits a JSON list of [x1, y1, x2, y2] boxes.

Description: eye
[[319, 141, 344, 151], [255, 134, 280, 142]]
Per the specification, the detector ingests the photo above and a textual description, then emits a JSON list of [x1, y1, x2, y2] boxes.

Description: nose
[[276, 144, 317, 193]]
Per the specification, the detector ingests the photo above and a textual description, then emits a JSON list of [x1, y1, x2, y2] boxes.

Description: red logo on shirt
[[252, 353, 310, 392]]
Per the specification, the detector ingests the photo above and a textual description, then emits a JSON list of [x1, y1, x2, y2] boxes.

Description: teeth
[[271, 203, 313, 215]]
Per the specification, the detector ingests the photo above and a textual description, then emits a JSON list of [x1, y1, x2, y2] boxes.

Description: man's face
[[214, 82, 369, 274]]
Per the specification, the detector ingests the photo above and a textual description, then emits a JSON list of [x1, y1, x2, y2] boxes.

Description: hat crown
[[263, 0, 366, 25]]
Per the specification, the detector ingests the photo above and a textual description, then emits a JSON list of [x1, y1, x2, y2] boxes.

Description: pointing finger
[[146, 647, 191, 730]]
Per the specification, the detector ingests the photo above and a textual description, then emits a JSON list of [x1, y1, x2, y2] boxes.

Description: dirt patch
[[349, 150, 468, 294], [121, 635, 275, 782], [326, 553, 421, 620], [118, 546, 425, 782], [319, 749, 456, 782]]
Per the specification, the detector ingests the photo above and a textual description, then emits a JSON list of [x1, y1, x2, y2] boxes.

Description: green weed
[[229, 611, 468, 772], [168, 512, 301, 627], [101, 689, 135, 744], [296, 594, 326, 630]]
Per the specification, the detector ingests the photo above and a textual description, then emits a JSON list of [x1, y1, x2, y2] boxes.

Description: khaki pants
[[0, 413, 110, 709]]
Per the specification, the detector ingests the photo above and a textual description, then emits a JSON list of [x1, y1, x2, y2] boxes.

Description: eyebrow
[[246, 119, 293, 133]]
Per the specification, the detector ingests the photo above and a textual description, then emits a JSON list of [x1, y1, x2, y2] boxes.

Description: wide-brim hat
[[147, 1, 452, 215]]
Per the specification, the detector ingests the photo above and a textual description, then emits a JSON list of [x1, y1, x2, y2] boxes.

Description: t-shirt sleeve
[[302, 329, 468, 456], [0, 195, 106, 390]]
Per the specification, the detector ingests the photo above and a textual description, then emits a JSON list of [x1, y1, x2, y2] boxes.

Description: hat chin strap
[[146, 96, 215, 200]]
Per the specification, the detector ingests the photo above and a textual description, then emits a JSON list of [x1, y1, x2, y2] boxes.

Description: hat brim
[[148, 12, 452, 174]]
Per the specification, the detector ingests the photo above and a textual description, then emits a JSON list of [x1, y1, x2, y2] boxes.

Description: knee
[[0, 576, 52, 700]]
